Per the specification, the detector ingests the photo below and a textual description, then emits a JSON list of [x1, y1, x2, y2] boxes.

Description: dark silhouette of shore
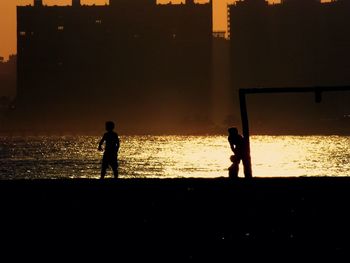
[[1, 177, 350, 261]]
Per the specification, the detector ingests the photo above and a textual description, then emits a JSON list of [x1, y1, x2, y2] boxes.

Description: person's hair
[[105, 121, 115, 131], [228, 127, 238, 135]]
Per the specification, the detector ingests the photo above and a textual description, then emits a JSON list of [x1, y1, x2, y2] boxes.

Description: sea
[[0, 135, 349, 179]]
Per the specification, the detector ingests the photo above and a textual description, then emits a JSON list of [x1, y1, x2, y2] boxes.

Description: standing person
[[98, 121, 120, 179], [227, 127, 252, 179]]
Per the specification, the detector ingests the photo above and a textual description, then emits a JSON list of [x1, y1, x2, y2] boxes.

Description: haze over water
[[0, 135, 349, 179]]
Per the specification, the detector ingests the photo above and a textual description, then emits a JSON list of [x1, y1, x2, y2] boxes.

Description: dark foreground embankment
[[1, 177, 350, 261]]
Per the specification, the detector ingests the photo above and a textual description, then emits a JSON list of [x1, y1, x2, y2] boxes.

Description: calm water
[[0, 135, 349, 179]]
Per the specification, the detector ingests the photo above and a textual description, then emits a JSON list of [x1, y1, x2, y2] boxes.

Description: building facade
[[0, 55, 16, 99], [228, 0, 350, 134], [16, 0, 213, 134]]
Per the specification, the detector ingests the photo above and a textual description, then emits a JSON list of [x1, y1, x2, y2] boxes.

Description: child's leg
[[101, 157, 108, 179], [111, 160, 119, 179], [233, 159, 240, 178]]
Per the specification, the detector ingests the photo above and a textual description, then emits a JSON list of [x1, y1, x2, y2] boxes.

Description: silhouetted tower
[[72, 0, 81, 7], [34, 0, 42, 7]]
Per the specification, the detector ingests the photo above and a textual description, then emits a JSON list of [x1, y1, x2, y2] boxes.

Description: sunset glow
[[1, 1, 349, 257]]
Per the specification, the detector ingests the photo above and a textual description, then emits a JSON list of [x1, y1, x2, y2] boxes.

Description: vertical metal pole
[[239, 89, 253, 178]]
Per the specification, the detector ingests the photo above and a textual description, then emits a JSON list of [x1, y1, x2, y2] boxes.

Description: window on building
[[58, 26, 64, 31], [20, 31, 26, 36], [95, 20, 102, 24]]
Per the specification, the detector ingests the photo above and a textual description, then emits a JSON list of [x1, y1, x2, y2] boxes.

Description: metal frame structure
[[239, 86, 350, 178]]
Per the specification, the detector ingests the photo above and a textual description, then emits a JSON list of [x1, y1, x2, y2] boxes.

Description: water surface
[[0, 135, 349, 179]]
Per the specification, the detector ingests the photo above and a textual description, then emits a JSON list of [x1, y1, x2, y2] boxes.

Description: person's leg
[[234, 162, 239, 178], [101, 157, 108, 179], [229, 164, 239, 179], [235, 158, 240, 177], [111, 159, 119, 179]]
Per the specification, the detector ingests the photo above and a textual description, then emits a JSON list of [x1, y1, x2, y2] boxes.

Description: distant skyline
[[0, 0, 279, 60], [0, 0, 332, 60]]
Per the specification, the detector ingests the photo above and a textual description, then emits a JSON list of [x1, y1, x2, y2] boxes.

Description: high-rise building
[[0, 55, 16, 99], [16, 0, 213, 134], [33, 0, 42, 7], [228, 0, 350, 134], [72, 0, 81, 7]]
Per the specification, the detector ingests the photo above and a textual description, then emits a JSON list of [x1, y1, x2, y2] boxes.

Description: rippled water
[[0, 135, 349, 179]]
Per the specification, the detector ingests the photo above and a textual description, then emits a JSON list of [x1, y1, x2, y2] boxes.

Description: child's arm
[[116, 136, 120, 152], [228, 137, 235, 153], [98, 134, 105, 151], [229, 141, 237, 154], [232, 147, 239, 155], [230, 144, 236, 153]]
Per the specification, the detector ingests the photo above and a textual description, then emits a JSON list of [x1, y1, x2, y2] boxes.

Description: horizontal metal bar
[[239, 86, 350, 95]]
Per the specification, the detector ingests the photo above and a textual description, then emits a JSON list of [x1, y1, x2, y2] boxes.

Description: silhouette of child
[[228, 155, 239, 179], [228, 127, 251, 178], [98, 121, 120, 179]]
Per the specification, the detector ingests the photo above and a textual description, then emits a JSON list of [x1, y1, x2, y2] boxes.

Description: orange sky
[[1, 0, 330, 60]]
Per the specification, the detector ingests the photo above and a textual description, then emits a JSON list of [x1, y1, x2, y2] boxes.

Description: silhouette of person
[[98, 121, 120, 179], [228, 127, 251, 178], [228, 155, 239, 179]]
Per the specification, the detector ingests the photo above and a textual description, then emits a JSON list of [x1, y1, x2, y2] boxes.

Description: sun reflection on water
[[252, 136, 350, 177], [0, 135, 349, 179]]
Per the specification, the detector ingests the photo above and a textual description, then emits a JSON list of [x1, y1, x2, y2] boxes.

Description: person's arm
[[116, 136, 120, 153], [98, 134, 105, 151], [233, 147, 239, 156], [228, 137, 236, 153]]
